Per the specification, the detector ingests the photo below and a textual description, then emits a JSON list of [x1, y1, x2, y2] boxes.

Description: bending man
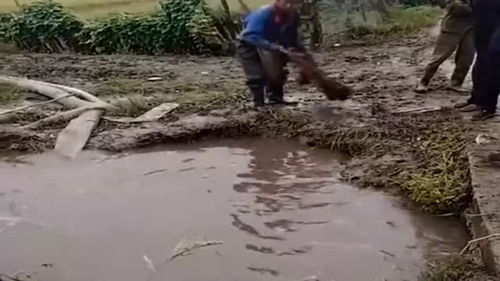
[[236, 0, 305, 108]]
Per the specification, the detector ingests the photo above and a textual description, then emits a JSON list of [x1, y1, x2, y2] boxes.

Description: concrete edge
[[467, 145, 500, 273]]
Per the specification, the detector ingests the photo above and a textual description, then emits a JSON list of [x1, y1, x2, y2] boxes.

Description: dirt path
[[0, 31, 466, 116]]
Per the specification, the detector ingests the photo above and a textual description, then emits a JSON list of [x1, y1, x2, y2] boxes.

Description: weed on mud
[[371, 111, 472, 214], [420, 256, 497, 281], [0, 82, 23, 104], [104, 84, 247, 117]]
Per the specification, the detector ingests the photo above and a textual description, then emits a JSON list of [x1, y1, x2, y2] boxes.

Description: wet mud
[[0, 139, 469, 281]]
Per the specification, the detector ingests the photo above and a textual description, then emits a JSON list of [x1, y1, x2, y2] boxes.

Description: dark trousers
[[236, 41, 288, 105], [469, 28, 500, 112]]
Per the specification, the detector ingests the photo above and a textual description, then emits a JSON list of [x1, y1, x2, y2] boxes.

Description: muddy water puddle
[[0, 139, 468, 281]]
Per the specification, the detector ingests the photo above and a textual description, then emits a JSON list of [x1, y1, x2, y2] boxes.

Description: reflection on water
[[0, 139, 468, 281]]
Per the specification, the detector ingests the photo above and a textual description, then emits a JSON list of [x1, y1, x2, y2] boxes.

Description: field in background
[[0, 0, 441, 54], [0, 0, 271, 18]]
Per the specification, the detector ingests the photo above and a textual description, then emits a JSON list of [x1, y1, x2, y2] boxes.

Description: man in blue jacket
[[457, 0, 500, 120], [236, 0, 305, 107]]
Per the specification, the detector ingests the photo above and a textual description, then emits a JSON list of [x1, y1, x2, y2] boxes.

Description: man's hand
[[287, 48, 310, 62]]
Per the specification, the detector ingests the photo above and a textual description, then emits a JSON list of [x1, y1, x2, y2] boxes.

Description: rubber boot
[[267, 86, 296, 106], [251, 86, 265, 108]]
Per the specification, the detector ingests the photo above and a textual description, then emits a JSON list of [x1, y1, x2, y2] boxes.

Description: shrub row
[[0, 0, 242, 55]]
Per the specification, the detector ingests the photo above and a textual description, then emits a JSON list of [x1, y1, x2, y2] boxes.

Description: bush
[[1, 0, 241, 55], [0, 13, 13, 42], [400, 0, 447, 8], [0, 0, 437, 55], [81, 13, 166, 54], [1, 0, 83, 52]]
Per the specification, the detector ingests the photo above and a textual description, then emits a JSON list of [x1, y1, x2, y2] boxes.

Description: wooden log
[[54, 109, 104, 158], [0, 75, 92, 108], [0, 75, 109, 158], [0, 94, 74, 116], [21, 106, 105, 130], [48, 83, 108, 106]]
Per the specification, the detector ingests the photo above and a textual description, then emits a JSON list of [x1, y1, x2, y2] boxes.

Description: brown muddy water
[[0, 139, 468, 281]]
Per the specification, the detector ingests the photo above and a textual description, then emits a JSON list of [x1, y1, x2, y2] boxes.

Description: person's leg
[[472, 30, 500, 120], [456, 52, 486, 111], [449, 29, 475, 91], [259, 49, 290, 104], [471, 50, 486, 105], [416, 32, 460, 93], [455, 31, 489, 110], [236, 42, 266, 107]]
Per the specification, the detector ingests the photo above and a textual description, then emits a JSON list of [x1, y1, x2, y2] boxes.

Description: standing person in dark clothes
[[457, 0, 500, 120], [236, 0, 307, 108], [415, 0, 474, 93]]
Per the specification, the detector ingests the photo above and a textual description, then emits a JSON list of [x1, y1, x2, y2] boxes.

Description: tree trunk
[[0, 76, 93, 108], [375, 0, 390, 15]]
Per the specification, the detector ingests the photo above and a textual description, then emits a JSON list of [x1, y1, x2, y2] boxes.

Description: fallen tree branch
[[0, 75, 92, 108], [103, 103, 179, 123], [146, 239, 223, 281], [460, 233, 500, 256], [49, 83, 108, 106], [1, 75, 109, 157], [170, 239, 223, 261], [21, 106, 105, 130], [54, 109, 104, 158], [0, 93, 75, 116]]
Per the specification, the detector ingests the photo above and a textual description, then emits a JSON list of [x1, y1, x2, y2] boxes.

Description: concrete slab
[[468, 139, 500, 273]]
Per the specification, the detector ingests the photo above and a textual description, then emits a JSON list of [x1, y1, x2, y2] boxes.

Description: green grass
[[322, 6, 441, 43], [99, 78, 246, 117], [0, 0, 271, 18], [382, 6, 441, 32], [0, 82, 23, 104], [419, 256, 496, 281]]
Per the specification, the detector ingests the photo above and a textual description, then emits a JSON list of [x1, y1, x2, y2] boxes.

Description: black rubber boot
[[251, 86, 265, 108], [267, 86, 297, 106]]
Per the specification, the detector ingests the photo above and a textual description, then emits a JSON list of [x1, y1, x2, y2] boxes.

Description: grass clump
[[338, 111, 473, 214], [106, 97, 156, 117], [387, 112, 473, 214], [420, 256, 497, 281], [106, 87, 246, 117], [402, 129, 471, 214], [0, 82, 23, 104]]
